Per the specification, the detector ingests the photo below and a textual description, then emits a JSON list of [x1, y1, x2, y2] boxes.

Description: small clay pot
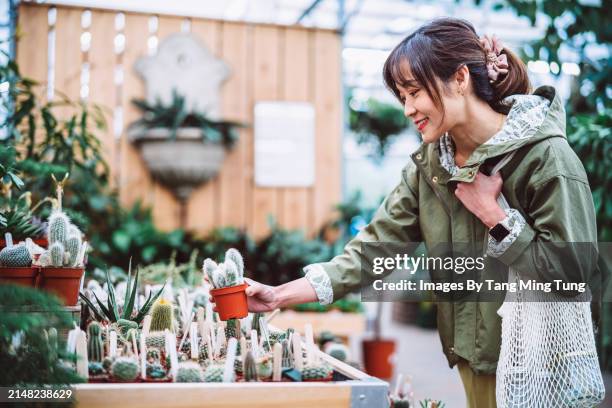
[[38, 267, 84, 306], [362, 339, 396, 380], [0, 266, 39, 287], [209, 283, 249, 320]]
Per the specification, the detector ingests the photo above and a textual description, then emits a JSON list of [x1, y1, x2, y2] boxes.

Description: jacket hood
[[411, 85, 566, 184]]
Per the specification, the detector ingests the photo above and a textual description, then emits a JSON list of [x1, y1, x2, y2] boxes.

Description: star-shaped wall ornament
[[134, 33, 230, 119]]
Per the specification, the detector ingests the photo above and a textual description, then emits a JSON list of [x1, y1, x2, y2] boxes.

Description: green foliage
[[349, 97, 409, 160], [0, 285, 84, 385], [496, 0, 610, 113], [419, 399, 445, 408], [250, 219, 332, 286], [567, 111, 612, 241], [130, 90, 243, 148]]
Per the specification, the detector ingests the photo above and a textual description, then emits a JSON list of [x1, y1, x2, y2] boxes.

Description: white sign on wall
[[254, 102, 315, 187]]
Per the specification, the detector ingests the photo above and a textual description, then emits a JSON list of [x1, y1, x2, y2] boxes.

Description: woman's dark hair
[[383, 18, 530, 114]]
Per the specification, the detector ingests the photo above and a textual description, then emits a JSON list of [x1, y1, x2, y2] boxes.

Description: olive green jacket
[[313, 86, 597, 374]]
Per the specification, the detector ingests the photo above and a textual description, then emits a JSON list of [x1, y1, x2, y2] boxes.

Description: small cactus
[[48, 211, 69, 244], [202, 364, 225, 382], [325, 342, 349, 362], [146, 347, 161, 362], [88, 361, 105, 376], [146, 361, 167, 379], [281, 339, 293, 368], [0, 243, 32, 267], [40, 210, 86, 267], [110, 357, 139, 381], [225, 319, 239, 340], [116, 318, 138, 336], [47, 328, 58, 361], [175, 361, 204, 383], [87, 322, 104, 362], [243, 351, 257, 382], [257, 355, 273, 380], [145, 332, 166, 349], [301, 363, 333, 380], [49, 242, 65, 267], [149, 299, 174, 332], [102, 356, 114, 372], [198, 343, 209, 363], [202, 248, 245, 289]]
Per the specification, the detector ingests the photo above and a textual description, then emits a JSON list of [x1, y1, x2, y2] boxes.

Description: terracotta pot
[[362, 339, 396, 380], [0, 238, 48, 249], [209, 283, 249, 320], [39, 267, 84, 306], [0, 266, 39, 287]]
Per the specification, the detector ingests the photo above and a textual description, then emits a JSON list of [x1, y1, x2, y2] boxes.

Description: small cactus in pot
[[202, 364, 225, 382], [175, 361, 204, 383], [87, 322, 104, 362], [301, 363, 333, 381], [110, 357, 139, 382], [0, 242, 32, 267], [204, 248, 249, 320], [149, 298, 175, 333]]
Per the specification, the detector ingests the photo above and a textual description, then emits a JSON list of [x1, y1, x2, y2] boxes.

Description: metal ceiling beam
[[296, 0, 325, 24]]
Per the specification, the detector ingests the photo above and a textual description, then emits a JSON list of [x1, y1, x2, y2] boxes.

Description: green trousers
[[457, 360, 497, 408]]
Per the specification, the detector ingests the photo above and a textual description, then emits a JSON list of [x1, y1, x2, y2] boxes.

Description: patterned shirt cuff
[[487, 208, 527, 258], [304, 264, 334, 305]]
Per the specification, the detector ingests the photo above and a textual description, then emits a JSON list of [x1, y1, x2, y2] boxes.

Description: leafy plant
[[0, 284, 84, 385], [567, 111, 612, 242], [130, 90, 243, 148], [349, 97, 409, 160], [79, 263, 165, 324]]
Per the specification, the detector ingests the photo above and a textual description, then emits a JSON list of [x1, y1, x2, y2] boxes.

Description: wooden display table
[[73, 351, 388, 408]]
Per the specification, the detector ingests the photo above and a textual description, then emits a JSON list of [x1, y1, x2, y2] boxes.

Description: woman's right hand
[[243, 278, 280, 313], [205, 276, 280, 313]]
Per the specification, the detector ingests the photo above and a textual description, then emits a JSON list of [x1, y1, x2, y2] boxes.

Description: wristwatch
[[489, 223, 510, 242]]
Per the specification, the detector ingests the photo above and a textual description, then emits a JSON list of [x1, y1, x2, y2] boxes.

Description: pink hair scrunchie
[[480, 34, 509, 83]]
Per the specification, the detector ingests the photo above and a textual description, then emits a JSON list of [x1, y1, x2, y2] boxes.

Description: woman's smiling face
[[394, 61, 464, 144]]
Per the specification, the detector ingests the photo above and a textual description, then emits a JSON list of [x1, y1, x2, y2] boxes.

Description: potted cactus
[[0, 233, 37, 287], [204, 248, 248, 320], [362, 302, 396, 380], [35, 209, 87, 305]]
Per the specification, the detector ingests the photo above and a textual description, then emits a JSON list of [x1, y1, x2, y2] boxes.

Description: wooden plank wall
[[16, 2, 342, 239]]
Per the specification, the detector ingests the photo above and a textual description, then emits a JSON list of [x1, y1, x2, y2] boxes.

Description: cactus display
[[45, 327, 58, 362], [202, 364, 225, 382], [281, 339, 293, 368], [88, 361, 105, 376], [0, 242, 32, 267], [225, 319, 239, 340], [175, 361, 204, 383], [145, 332, 166, 349], [301, 363, 333, 380], [110, 357, 139, 381], [324, 342, 350, 362], [147, 348, 161, 362], [256, 356, 273, 380], [38, 210, 87, 268], [243, 351, 257, 382], [146, 361, 167, 379], [102, 356, 114, 372], [198, 342, 209, 362], [149, 299, 174, 332], [203, 248, 245, 289], [87, 322, 104, 362]]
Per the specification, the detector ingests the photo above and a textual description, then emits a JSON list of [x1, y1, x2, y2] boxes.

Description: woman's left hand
[[455, 172, 507, 228]]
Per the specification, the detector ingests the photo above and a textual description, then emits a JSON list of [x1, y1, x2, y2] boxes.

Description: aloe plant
[[79, 260, 165, 324]]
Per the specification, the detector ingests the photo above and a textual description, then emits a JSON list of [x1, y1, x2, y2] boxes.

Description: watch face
[[489, 223, 510, 242]]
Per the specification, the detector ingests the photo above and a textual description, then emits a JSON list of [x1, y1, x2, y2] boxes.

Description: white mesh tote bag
[[491, 153, 605, 408]]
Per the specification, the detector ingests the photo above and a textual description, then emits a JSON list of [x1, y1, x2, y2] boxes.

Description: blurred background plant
[[0, 284, 84, 386]]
